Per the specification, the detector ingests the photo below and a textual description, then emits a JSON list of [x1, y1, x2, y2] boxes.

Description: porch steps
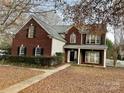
[[71, 63, 104, 68]]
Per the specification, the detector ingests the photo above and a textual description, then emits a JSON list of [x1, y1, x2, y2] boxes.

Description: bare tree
[[64, 0, 124, 25], [0, 0, 65, 33], [0, 0, 31, 32], [112, 19, 124, 66]]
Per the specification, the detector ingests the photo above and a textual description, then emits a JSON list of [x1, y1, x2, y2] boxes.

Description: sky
[[65, 0, 79, 4], [106, 25, 114, 42], [106, 32, 114, 42]]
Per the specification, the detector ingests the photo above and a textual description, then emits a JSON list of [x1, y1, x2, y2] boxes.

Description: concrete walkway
[[0, 64, 70, 93]]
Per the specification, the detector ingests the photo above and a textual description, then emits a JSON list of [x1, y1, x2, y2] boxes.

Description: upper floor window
[[28, 24, 35, 38], [86, 34, 101, 44], [35, 45, 43, 56], [70, 32, 76, 44], [19, 44, 26, 56]]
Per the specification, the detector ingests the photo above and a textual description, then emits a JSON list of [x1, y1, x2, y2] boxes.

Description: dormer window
[[28, 24, 35, 38], [70, 32, 76, 44]]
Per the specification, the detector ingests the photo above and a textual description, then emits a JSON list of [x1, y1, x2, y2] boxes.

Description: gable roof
[[64, 24, 107, 34], [52, 25, 70, 33], [16, 15, 65, 42], [52, 25, 79, 34]]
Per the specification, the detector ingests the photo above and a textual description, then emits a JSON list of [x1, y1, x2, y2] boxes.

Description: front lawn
[[0, 65, 43, 90], [19, 66, 124, 93]]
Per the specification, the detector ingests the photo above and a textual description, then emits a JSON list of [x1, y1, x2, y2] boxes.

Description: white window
[[70, 32, 76, 43], [35, 45, 43, 56], [96, 35, 101, 44], [86, 34, 101, 44], [28, 24, 35, 38], [19, 44, 25, 56], [85, 51, 100, 64], [91, 35, 95, 44]]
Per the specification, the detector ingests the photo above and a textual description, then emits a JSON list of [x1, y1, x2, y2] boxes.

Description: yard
[[0, 65, 43, 90], [19, 66, 124, 93]]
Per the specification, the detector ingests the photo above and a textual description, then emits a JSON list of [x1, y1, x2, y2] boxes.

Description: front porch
[[64, 45, 107, 67]]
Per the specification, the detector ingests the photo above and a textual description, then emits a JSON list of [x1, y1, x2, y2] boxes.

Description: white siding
[[51, 38, 65, 56]]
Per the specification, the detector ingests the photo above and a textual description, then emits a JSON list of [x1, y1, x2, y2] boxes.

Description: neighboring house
[[11, 15, 107, 67]]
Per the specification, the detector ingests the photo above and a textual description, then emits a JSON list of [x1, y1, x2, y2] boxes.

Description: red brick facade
[[65, 26, 106, 45], [65, 26, 81, 45], [11, 18, 52, 56]]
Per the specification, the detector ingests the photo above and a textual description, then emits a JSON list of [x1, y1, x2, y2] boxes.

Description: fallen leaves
[[0, 66, 42, 90], [20, 66, 124, 93]]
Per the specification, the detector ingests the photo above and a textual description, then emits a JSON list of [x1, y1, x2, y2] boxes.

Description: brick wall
[[11, 18, 52, 56], [65, 26, 81, 45], [65, 26, 106, 45]]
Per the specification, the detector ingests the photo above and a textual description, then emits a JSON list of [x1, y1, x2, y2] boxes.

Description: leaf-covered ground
[[0, 66, 43, 90], [20, 66, 124, 93]]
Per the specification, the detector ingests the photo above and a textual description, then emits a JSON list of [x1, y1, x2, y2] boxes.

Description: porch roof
[[64, 45, 107, 50]]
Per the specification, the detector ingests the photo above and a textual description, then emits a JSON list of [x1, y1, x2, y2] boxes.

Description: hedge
[[0, 56, 63, 68]]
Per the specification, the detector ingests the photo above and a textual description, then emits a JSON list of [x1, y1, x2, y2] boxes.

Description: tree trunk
[[113, 51, 118, 67], [113, 59, 117, 67]]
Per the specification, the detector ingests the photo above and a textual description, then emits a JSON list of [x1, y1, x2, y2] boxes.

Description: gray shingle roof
[[52, 25, 70, 33], [29, 15, 65, 42], [64, 45, 107, 50], [15, 15, 66, 42]]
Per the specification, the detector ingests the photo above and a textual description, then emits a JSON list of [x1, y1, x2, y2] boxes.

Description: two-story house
[[11, 15, 107, 67], [63, 25, 107, 67]]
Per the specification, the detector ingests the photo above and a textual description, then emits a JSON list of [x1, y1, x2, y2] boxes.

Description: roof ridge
[[30, 15, 65, 42]]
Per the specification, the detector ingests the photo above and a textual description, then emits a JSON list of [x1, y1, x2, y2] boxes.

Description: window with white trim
[[70, 32, 76, 43], [86, 34, 101, 44], [28, 24, 35, 38], [35, 45, 43, 56], [19, 44, 26, 56], [85, 51, 100, 64]]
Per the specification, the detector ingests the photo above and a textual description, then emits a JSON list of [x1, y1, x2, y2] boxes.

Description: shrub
[[55, 52, 64, 63], [0, 56, 63, 68]]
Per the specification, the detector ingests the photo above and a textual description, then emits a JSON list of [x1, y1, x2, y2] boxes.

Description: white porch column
[[81, 34, 82, 45], [67, 51, 70, 63], [104, 49, 106, 68], [78, 48, 80, 64]]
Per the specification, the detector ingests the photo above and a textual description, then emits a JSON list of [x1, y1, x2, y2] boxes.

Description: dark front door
[[70, 51, 75, 61]]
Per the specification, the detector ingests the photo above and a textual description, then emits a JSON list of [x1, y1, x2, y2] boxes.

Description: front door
[[70, 51, 75, 61]]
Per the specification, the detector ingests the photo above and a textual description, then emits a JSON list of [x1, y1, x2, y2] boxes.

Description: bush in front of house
[[55, 52, 64, 64], [0, 55, 63, 68]]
